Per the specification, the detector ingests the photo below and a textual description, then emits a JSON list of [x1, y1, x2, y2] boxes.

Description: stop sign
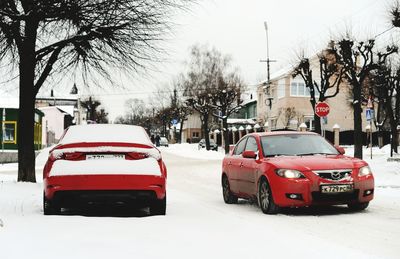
[[315, 102, 330, 117]]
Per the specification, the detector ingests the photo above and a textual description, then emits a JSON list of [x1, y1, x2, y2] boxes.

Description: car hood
[[264, 155, 367, 171]]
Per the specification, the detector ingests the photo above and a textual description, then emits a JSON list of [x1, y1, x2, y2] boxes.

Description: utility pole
[[260, 21, 276, 108]]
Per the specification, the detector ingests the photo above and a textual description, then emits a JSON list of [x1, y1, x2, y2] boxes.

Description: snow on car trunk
[[59, 124, 153, 145], [50, 157, 161, 176]]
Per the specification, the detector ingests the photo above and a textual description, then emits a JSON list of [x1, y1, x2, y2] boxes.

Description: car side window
[[245, 137, 258, 152], [234, 138, 247, 155]]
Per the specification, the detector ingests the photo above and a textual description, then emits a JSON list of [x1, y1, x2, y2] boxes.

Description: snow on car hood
[[265, 155, 367, 171], [50, 157, 161, 176]]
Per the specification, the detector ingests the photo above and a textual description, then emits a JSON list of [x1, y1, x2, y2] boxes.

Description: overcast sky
[[95, 0, 397, 121], [4, 0, 393, 120]]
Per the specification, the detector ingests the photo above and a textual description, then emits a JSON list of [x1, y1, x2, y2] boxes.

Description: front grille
[[312, 190, 359, 202], [313, 169, 353, 181]]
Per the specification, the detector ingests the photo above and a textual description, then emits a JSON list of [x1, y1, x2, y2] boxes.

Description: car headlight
[[275, 169, 305, 179], [358, 166, 372, 177]]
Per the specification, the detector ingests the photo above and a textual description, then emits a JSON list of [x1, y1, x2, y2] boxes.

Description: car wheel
[[150, 195, 166, 216], [43, 193, 60, 215], [222, 175, 238, 204], [258, 178, 279, 214], [348, 202, 369, 211]]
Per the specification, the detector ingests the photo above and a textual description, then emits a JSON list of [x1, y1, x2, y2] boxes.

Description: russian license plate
[[320, 184, 353, 193], [86, 154, 125, 160]]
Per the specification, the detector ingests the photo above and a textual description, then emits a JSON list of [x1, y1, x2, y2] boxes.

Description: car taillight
[[125, 152, 149, 160], [49, 151, 85, 161], [64, 152, 85, 161]]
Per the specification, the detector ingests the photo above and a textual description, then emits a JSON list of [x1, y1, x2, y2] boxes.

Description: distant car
[[159, 137, 169, 147], [222, 131, 374, 214], [43, 124, 167, 216], [198, 139, 218, 151]]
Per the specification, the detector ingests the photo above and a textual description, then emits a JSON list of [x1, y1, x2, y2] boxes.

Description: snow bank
[[50, 157, 161, 176]]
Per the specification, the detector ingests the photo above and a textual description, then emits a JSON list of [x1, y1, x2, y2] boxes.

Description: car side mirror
[[335, 145, 345, 155], [242, 150, 257, 159]]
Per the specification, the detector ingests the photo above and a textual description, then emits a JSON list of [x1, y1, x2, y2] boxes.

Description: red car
[[43, 124, 167, 215], [222, 131, 374, 214]]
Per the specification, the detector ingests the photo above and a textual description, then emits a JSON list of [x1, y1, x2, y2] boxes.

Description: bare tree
[[80, 96, 101, 122], [183, 45, 245, 152], [210, 73, 245, 153], [0, 0, 191, 182], [335, 39, 377, 159], [336, 39, 396, 159], [278, 107, 300, 129], [293, 45, 345, 134], [372, 59, 400, 156]]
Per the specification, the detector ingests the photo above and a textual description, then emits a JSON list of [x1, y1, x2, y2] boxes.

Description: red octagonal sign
[[315, 102, 330, 117]]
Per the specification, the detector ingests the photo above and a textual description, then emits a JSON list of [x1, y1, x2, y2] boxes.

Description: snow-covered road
[[0, 145, 399, 259]]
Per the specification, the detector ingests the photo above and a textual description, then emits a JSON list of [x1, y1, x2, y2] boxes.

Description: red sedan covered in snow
[[222, 132, 374, 214], [43, 124, 167, 215]]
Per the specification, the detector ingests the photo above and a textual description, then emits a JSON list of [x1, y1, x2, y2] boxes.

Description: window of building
[[3, 121, 17, 143], [192, 132, 200, 138], [290, 81, 309, 97], [277, 79, 285, 99]]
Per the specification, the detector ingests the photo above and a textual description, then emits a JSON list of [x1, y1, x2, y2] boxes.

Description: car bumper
[[44, 175, 166, 203], [270, 174, 374, 207]]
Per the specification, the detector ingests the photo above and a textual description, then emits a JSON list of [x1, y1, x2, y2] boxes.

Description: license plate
[[86, 154, 125, 160], [320, 184, 353, 193]]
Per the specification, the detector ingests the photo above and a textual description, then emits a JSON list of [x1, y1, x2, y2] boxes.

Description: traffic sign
[[315, 102, 330, 117]]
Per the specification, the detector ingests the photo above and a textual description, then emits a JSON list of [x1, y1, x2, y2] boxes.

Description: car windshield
[[260, 134, 339, 157]]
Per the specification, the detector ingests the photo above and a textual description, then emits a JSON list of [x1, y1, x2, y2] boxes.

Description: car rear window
[[59, 124, 152, 145]]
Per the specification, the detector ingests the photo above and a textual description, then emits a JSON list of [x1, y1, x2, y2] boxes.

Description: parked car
[[43, 124, 167, 216], [198, 139, 218, 151], [222, 131, 374, 214], [159, 137, 169, 147]]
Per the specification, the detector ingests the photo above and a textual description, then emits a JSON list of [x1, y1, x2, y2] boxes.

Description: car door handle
[[228, 161, 232, 166], [239, 162, 244, 167]]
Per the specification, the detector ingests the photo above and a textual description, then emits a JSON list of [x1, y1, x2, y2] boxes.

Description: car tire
[[222, 175, 238, 204], [347, 202, 369, 211], [150, 196, 166, 216], [258, 178, 279, 214], [43, 193, 60, 215]]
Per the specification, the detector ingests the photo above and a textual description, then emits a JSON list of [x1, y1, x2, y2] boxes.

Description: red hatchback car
[[222, 132, 374, 214], [43, 124, 167, 215]]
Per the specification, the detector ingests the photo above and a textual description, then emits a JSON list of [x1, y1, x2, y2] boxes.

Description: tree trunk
[[222, 118, 229, 154], [353, 87, 363, 159], [202, 113, 210, 150], [390, 123, 398, 156], [17, 32, 38, 182], [314, 113, 321, 134], [179, 119, 184, 143]]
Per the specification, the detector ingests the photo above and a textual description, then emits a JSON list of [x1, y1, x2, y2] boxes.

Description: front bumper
[[270, 171, 374, 208]]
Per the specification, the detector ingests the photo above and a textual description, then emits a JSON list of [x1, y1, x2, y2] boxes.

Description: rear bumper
[[271, 174, 374, 207], [44, 174, 166, 201]]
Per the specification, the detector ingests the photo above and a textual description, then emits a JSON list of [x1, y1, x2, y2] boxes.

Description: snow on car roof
[[59, 124, 152, 145]]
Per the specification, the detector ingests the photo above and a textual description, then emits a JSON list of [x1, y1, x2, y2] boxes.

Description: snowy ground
[[0, 144, 399, 259]]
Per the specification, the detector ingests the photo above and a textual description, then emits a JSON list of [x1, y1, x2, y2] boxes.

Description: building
[[257, 55, 370, 133], [0, 98, 44, 152]]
